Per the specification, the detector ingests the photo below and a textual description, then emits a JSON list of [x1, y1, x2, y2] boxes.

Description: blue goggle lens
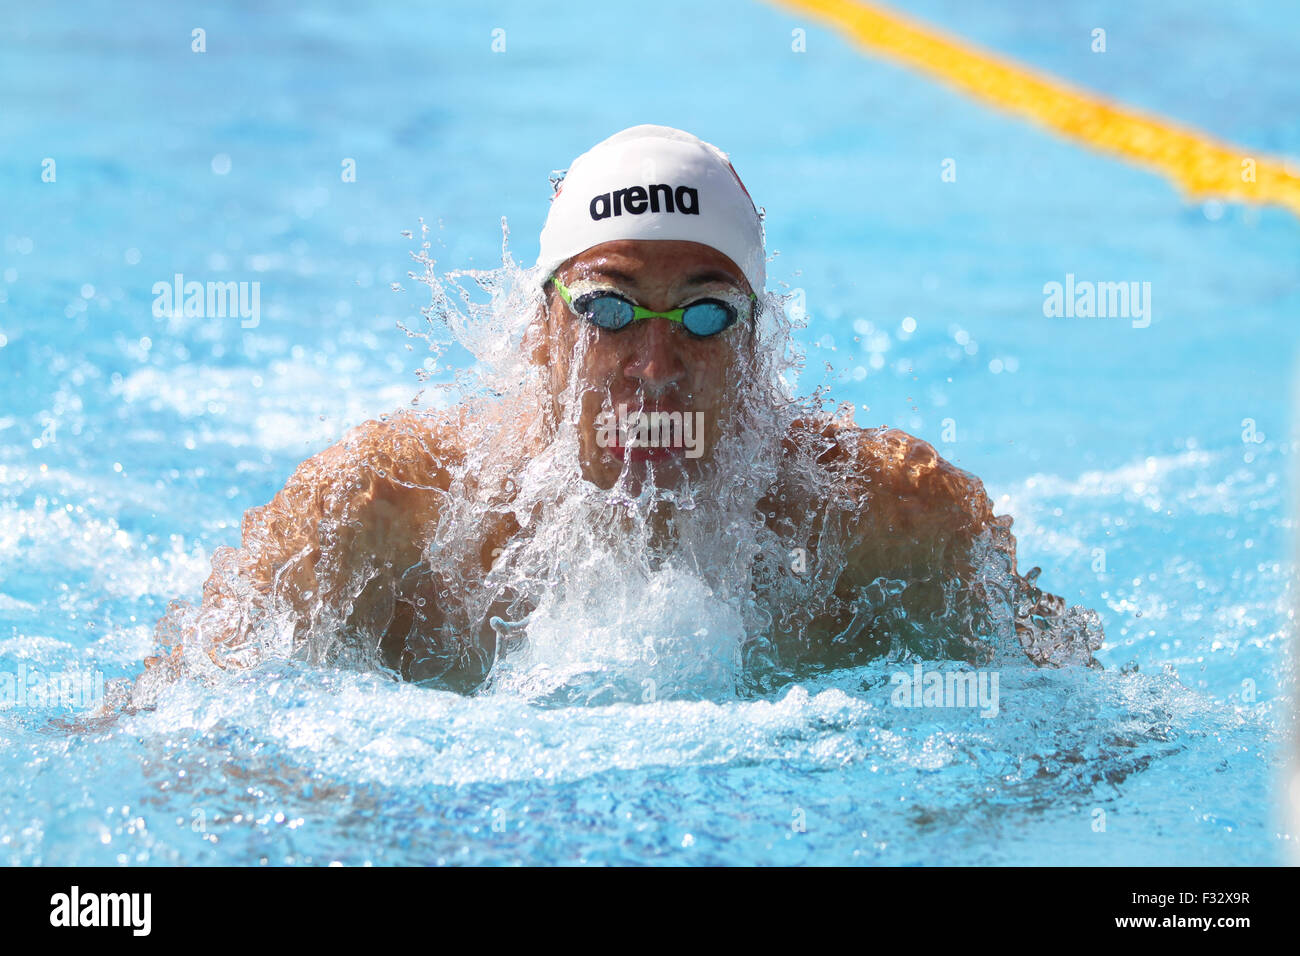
[[574, 292, 636, 331], [680, 300, 735, 337]]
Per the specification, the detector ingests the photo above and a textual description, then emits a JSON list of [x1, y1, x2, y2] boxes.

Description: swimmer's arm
[[137, 412, 454, 686]]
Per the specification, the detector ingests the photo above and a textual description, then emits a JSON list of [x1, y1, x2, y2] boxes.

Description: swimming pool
[[1, 0, 1296, 865]]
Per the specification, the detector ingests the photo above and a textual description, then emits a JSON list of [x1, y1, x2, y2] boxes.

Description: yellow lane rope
[[770, 0, 1300, 218]]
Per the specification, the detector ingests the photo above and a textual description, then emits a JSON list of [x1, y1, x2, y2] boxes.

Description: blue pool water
[[1, 0, 1297, 864]]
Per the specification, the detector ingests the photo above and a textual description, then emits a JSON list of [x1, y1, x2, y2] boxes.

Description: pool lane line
[[768, 0, 1300, 218]]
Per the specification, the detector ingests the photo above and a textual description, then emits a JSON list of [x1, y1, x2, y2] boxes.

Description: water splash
[[133, 219, 1103, 709]]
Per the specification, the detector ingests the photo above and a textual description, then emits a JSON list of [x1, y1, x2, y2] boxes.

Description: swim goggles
[[549, 275, 755, 338]]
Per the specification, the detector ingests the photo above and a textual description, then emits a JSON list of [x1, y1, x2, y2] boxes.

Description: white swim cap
[[536, 125, 765, 294]]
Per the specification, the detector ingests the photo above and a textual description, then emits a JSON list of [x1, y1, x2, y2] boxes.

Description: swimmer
[[133, 125, 1101, 703]]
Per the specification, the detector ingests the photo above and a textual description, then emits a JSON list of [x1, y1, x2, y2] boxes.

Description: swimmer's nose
[[625, 318, 685, 391]]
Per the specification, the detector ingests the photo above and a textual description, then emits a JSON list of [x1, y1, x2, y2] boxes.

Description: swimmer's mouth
[[599, 400, 697, 462], [608, 442, 683, 462]]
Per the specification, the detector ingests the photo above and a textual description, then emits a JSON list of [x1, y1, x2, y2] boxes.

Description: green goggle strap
[[550, 275, 753, 325]]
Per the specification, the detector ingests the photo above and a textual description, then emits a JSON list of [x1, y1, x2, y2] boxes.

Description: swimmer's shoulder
[[783, 414, 995, 530], [331, 407, 468, 492], [242, 407, 467, 543]]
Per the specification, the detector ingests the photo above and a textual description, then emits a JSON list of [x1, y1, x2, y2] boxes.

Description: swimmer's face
[[533, 239, 755, 491]]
